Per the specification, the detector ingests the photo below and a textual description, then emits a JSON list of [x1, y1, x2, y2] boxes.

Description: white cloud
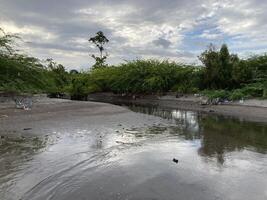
[[0, 21, 57, 41]]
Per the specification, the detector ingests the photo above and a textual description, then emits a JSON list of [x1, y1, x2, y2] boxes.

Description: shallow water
[[0, 105, 267, 200]]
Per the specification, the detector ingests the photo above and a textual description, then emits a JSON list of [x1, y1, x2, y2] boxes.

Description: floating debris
[[23, 128, 32, 131]]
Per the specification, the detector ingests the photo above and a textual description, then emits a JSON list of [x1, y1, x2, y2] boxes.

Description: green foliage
[[0, 28, 72, 94], [201, 90, 229, 100], [202, 82, 265, 101], [199, 44, 238, 89], [229, 89, 245, 101], [83, 60, 200, 94], [46, 59, 70, 94], [0, 55, 52, 93], [263, 81, 267, 99], [239, 82, 264, 98]]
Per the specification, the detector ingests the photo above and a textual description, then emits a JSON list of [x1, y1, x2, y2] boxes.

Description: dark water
[[0, 105, 267, 200]]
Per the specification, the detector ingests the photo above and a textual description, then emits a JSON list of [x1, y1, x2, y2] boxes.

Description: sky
[[0, 0, 267, 70]]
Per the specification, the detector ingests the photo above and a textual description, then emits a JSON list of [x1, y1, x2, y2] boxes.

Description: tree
[[89, 31, 109, 68], [199, 44, 238, 89], [199, 44, 220, 89], [46, 58, 69, 93], [0, 27, 19, 55]]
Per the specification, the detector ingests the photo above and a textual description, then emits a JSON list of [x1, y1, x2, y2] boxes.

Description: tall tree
[[199, 44, 238, 89], [199, 44, 220, 89], [89, 31, 109, 68]]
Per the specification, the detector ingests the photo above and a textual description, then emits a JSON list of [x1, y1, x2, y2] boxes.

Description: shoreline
[[88, 93, 267, 123], [0, 93, 266, 130]]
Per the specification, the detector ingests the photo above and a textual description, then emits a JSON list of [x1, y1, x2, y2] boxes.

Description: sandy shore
[[0, 98, 132, 137]]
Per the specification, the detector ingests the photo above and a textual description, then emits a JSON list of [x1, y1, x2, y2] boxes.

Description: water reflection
[[1, 104, 267, 200], [127, 104, 267, 165], [199, 116, 267, 164], [0, 135, 50, 199]]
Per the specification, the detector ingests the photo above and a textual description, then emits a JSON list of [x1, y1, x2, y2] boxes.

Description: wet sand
[[0, 99, 136, 137], [0, 99, 170, 200]]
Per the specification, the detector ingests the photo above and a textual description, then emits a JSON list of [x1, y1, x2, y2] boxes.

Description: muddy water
[[0, 105, 267, 200]]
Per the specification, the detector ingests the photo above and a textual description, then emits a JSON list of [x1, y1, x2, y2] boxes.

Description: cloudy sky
[[0, 0, 266, 70]]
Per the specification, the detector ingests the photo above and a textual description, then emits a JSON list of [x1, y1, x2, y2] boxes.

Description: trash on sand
[[15, 97, 33, 110], [23, 128, 32, 131], [173, 158, 179, 163]]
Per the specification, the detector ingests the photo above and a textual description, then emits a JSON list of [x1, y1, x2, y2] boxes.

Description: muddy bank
[[88, 93, 267, 123]]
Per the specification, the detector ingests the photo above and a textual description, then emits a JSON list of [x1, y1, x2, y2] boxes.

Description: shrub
[[202, 90, 229, 100], [229, 89, 245, 100]]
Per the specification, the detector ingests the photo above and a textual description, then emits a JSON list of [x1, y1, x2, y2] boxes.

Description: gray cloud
[[153, 38, 172, 48]]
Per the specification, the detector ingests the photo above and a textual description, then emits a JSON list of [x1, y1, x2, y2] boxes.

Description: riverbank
[[0, 93, 267, 132], [88, 93, 267, 123], [1, 95, 267, 200]]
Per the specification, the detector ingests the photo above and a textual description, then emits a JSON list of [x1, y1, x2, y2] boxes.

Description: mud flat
[[0, 98, 152, 137]]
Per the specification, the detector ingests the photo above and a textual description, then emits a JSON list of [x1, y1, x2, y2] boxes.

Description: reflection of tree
[[129, 105, 201, 136], [0, 135, 49, 185], [129, 105, 173, 119], [198, 116, 267, 164], [128, 104, 267, 165]]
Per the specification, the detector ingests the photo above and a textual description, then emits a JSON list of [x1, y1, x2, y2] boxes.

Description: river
[[0, 104, 267, 200]]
